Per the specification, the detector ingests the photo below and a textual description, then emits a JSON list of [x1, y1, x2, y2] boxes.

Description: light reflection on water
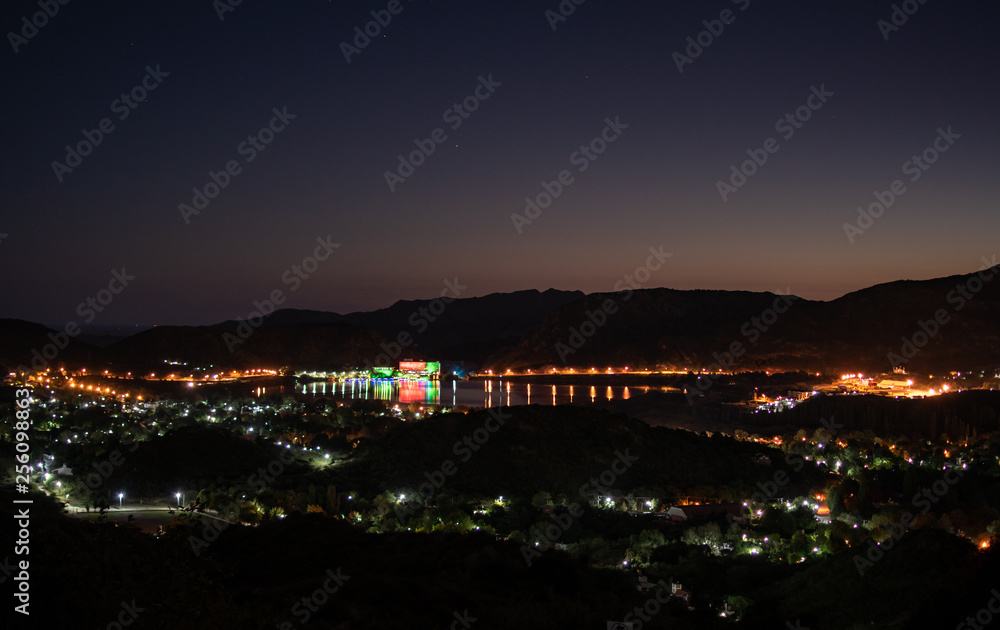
[[291, 379, 667, 407]]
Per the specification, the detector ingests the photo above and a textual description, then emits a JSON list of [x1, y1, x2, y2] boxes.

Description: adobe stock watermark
[[686, 289, 798, 403], [620, 579, 680, 629], [7, 0, 72, 54], [729, 416, 844, 527], [276, 567, 350, 628], [392, 407, 512, 523], [445, 609, 477, 630], [223, 235, 339, 352], [955, 588, 1000, 630], [843, 126, 959, 244], [521, 448, 639, 566], [715, 84, 833, 201], [854, 466, 964, 576], [554, 246, 671, 363], [213, 0, 244, 22], [0, 556, 17, 585], [51, 65, 170, 182], [511, 116, 629, 233], [362, 277, 468, 369], [887, 256, 996, 368], [97, 600, 145, 630], [188, 447, 298, 555], [72, 424, 156, 505], [544, 0, 588, 32], [877, 0, 931, 42], [748, 438, 817, 502], [341, 0, 414, 63], [179, 106, 296, 225], [384, 74, 501, 192], [672, 0, 752, 73], [16, 268, 137, 373]]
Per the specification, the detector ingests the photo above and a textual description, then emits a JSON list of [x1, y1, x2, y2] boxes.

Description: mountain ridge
[[2, 268, 997, 374]]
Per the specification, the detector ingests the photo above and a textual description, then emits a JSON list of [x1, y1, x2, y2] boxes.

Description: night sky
[[2, 0, 998, 327]]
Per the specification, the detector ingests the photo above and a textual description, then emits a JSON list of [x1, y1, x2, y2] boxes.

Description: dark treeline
[[751, 391, 1000, 441]]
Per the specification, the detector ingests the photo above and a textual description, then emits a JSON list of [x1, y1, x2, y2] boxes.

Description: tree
[[531, 491, 553, 509], [789, 531, 811, 558], [637, 529, 666, 549], [812, 427, 833, 445], [683, 523, 721, 548], [827, 485, 845, 518], [326, 484, 340, 514], [857, 476, 874, 517], [726, 594, 753, 616]]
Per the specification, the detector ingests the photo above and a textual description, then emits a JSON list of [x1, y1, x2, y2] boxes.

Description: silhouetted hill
[[4, 271, 998, 374], [490, 267, 1000, 374], [767, 390, 1000, 441], [0, 318, 101, 372], [240, 288, 585, 364], [751, 271, 1000, 373], [101, 322, 389, 371], [744, 528, 994, 630], [339, 406, 807, 500], [101, 425, 312, 495], [1, 289, 584, 372], [0, 486, 717, 630], [494, 289, 804, 370]]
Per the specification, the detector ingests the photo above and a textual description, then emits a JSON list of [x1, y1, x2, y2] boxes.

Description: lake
[[294, 377, 681, 407]]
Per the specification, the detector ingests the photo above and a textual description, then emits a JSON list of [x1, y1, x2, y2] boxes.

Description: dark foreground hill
[[3, 480, 997, 629], [337, 405, 808, 501], [0, 487, 702, 630], [93, 425, 313, 497]]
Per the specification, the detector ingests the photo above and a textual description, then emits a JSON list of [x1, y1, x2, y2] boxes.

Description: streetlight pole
[[118, 492, 123, 508], [176, 492, 181, 507]]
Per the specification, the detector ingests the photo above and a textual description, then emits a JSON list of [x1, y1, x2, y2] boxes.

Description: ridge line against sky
[[16, 262, 998, 331], [1, 0, 998, 326]]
